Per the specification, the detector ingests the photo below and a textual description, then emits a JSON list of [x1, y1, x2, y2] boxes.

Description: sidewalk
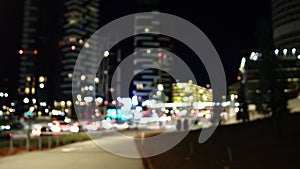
[[0, 139, 144, 169]]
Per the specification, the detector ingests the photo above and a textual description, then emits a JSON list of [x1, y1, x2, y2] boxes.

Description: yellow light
[[26, 76, 31, 82], [60, 101, 65, 106], [33, 49, 38, 55], [25, 87, 30, 94], [67, 101, 72, 107], [136, 83, 143, 89], [109, 88, 115, 92], [39, 76, 45, 83], [31, 88, 35, 94]]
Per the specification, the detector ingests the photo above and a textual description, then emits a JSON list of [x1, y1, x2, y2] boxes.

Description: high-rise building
[[59, 0, 100, 101], [132, 0, 174, 102], [272, 0, 300, 51], [18, 0, 39, 98], [18, 0, 60, 108]]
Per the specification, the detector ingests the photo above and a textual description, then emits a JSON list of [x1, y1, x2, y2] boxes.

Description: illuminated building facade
[[59, 0, 100, 101], [172, 81, 213, 103], [272, 0, 300, 50], [18, 0, 56, 107], [18, 0, 39, 97], [236, 56, 300, 107], [132, 0, 174, 102]]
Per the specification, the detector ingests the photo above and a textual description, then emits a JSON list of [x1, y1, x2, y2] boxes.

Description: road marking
[[61, 147, 82, 152]]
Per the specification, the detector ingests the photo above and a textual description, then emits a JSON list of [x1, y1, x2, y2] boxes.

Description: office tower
[[132, 0, 174, 102], [59, 0, 100, 102], [272, 0, 300, 52], [18, 0, 59, 108], [18, 0, 39, 98]]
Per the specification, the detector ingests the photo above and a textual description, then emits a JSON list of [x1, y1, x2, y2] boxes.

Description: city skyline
[[0, 2, 300, 169], [0, 0, 270, 99]]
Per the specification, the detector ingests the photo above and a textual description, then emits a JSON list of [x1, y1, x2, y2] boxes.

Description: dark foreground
[[142, 114, 300, 169]]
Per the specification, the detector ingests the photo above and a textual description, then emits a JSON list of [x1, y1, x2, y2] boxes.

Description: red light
[[157, 52, 163, 58], [247, 74, 253, 79], [104, 100, 109, 105], [19, 50, 24, 55], [71, 45, 76, 50], [9, 133, 12, 138]]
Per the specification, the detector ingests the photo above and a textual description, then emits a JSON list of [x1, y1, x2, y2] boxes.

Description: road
[[0, 135, 144, 169]]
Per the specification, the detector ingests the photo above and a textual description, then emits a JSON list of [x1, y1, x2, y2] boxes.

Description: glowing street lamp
[[104, 51, 110, 57], [292, 48, 297, 55]]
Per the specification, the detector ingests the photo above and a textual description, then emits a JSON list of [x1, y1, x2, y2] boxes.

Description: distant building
[[272, 0, 300, 50], [172, 81, 212, 103], [18, 0, 39, 98], [58, 0, 100, 101], [18, 0, 60, 107], [132, 0, 174, 102], [234, 55, 300, 111], [228, 0, 300, 110]]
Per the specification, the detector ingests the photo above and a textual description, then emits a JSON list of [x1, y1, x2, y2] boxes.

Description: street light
[[283, 48, 288, 56], [274, 49, 279, 56], [292, 48, 297, 55], [104, 51, 109, 57]]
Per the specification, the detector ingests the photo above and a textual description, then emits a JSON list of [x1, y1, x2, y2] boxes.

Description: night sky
[[0, 0, 271, 97]]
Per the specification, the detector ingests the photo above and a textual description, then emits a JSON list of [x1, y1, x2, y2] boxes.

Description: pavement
[[0, 137, 144, 169]]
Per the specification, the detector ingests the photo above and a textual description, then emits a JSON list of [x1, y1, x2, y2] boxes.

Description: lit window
[[68, 73, 73, 78], [25, 88, 30, 94], [136, 83, 143, 89], [19, 50, 24, 55], [39, 76, 45, 83], [33, 49, 38, 55], [26, 76, 31, 82], [69, 19, 77, 24], [69, 37, 77, 42], [31, 88, 35, 94], [71, 45, 76, 50]]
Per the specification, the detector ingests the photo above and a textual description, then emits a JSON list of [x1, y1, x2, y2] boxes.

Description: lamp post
[[24, 76, 36, 151]]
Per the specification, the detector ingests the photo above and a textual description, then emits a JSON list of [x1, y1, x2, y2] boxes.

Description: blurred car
[[32, 125, 53, 136], [58, 121, 70, 132], [40, 126, 53, 136], [0, 124, 11, 131], [69, 123, 80, 133], [31, 124, 43, 136], [49, 120, 71, 132], [0, 130, 12, 140]]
